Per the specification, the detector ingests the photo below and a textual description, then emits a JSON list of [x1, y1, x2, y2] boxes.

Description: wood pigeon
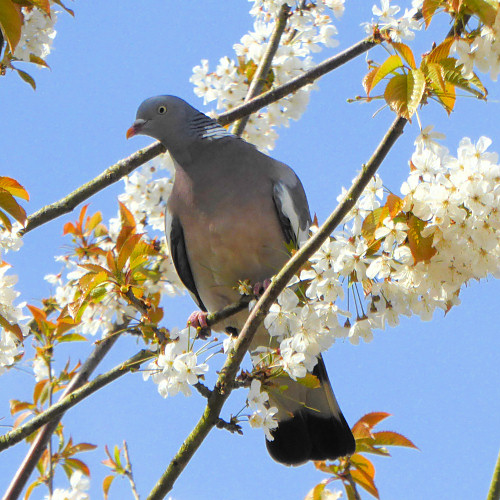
[[127, 95, 355, 466]]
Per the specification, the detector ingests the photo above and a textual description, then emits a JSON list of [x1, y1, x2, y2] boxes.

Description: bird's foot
[[187, 310, 211, 339], [253, 279, 272, 298]]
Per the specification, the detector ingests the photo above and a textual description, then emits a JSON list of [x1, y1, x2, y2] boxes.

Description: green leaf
[[0, 0, 22, 52], [364, 54, 404, 96], [464, 0, 498, 25], [304, 482, 325, 500], [58, 333, 88, 343], [440, 58, 487, 99], [296, 373, 320, 389], [384, 69, 426, 120], [361, 207, 390, 243], [16, 68, 37, 90], [422, 0, 444, 27], [407, 214, 436, 263]]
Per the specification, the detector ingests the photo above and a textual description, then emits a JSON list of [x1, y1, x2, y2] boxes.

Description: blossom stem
[[232, 2, 291, 136], [123, 440, 141, 500]]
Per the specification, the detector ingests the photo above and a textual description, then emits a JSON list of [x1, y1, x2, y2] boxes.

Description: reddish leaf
[[386, 194, 404, 218], [426, 38, 455, 63], [0, 187, 27, 224], [373, 431, 419, 449], [350, 453, 376, 480], [350, 468, 380, 499], [63, 221, 76, 235], [352, 412, 391, 437], [117, 233, 143, 271], [64, 458, 90, 476], [391, 42, 416, 69]]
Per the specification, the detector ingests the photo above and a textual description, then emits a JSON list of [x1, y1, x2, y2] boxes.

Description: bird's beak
[[126, 119, 147, 139]]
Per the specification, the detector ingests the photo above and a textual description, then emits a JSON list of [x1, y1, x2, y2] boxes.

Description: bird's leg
[[187, 310, 211, 339], [253, 278, 272, 298]]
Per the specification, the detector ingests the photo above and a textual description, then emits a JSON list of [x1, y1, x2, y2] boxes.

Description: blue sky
[[1, 1, 499, 499]]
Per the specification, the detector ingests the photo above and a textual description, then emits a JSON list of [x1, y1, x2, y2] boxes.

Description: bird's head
[[126, 95, 198, 148]]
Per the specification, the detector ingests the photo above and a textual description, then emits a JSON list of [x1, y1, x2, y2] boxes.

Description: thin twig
[[232, 3, 291, 136], [487, 450, 500, 500], [123, 441, 141, 500], [344, 471, 362, 500], [146, 115, 407, 500], [2, 323, 127, 500]]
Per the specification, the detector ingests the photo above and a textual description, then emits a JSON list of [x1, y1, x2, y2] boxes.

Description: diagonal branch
[[146, 114, 407, 500], [0, 349, 154, 453], [20, 34, 378, 237], [232, 2, 291, 136]]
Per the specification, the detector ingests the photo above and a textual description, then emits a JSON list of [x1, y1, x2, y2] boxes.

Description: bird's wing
[[272, 172, 311, 249], [165, 208, 207, 311]]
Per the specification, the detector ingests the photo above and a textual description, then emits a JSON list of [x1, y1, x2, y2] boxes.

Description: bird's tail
[[265, 355, 355, 466]]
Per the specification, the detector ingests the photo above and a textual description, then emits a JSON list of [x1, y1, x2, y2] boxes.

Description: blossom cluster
[[142, 327, 209, 398], [190, 0, 345, 151], [452, 8, 500, 82], [246, 379, 279, 440], [0, 226, 26, 375], [13, 4, 58, 63], [261, 133, 500, 379]]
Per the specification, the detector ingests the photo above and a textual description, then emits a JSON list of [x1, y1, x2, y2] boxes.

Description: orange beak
[[126, 126, 137, 139]]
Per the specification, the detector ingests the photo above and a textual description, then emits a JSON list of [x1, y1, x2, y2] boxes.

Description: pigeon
[[127, 95, 355, 465]]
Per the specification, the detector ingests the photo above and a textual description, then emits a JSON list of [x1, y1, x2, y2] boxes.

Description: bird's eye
[[157, 105, 167, 115]]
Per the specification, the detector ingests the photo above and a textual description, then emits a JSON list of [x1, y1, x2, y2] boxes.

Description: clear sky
[[1, 1, 499, 499]]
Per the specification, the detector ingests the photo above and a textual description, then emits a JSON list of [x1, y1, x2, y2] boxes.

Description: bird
[[126, 95, 355, 466]]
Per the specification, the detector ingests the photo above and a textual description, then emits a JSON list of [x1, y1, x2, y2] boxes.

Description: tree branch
[[19, 34, 377, 237], [232, 2, 291, 136], [487, 450, 500, 500], [146, 114, 407, 500], [2, 323, 127, 500], [20, 143, 165, 235], [0, 348, 153, 453]]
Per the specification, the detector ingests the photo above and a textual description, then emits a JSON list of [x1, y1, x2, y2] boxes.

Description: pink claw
[[187, 310, 211, 339], [253, 278, 272, 298]]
